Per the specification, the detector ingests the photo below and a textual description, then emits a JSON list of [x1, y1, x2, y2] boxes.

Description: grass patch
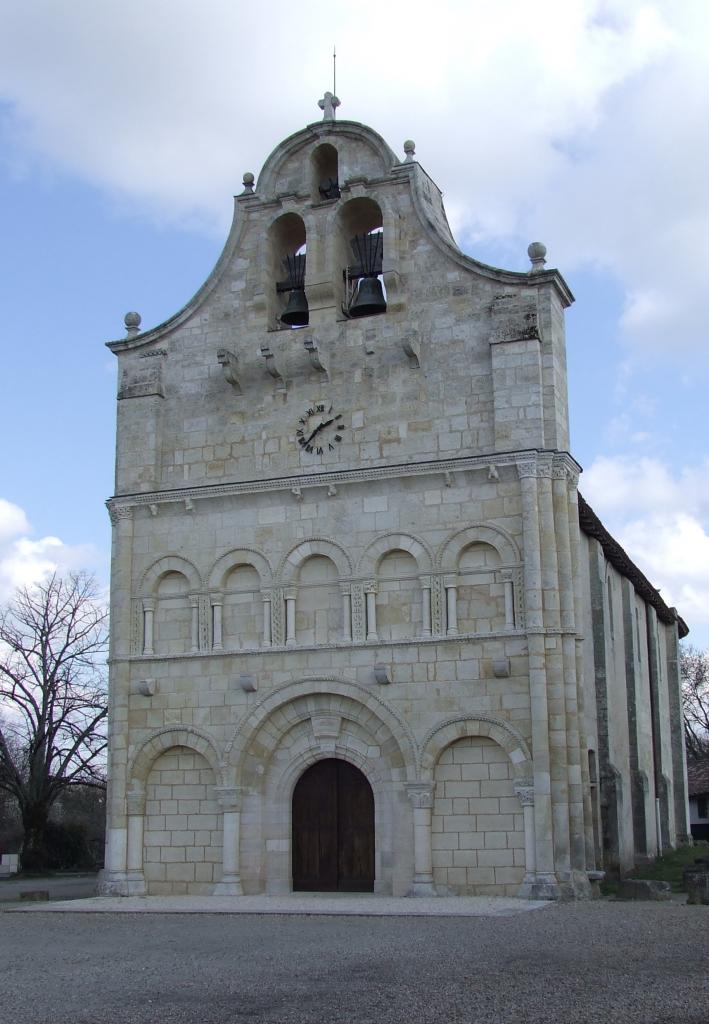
[[601, 841, 709, 896]]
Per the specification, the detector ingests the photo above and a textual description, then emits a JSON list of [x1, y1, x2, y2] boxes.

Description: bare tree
[[681, 644, 709, 759], [0, 573, 108, 869]]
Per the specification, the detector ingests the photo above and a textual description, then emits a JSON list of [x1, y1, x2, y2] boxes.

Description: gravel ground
[[1, 901, 708, 1023]]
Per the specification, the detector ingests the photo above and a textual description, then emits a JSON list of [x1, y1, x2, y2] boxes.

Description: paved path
[[7, 891, 549, 917], [1, 901, 708, 1023]]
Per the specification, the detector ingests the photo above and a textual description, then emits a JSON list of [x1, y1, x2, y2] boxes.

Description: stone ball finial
[[527, 241, 547, 273], [124, 311, 141, 336], [404, 139, 416, 163], [241, 172, 255, 195]]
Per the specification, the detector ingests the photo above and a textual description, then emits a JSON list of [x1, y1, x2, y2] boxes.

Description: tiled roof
[[578, 493, 689, 638], [687, 758, 709, 796]]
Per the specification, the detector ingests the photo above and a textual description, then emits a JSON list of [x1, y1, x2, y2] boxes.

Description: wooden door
[[292, 759, 374, 892]]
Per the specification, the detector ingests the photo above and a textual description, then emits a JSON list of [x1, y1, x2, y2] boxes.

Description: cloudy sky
[[0, 0, 707, 645]]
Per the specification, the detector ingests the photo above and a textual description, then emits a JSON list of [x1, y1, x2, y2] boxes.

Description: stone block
[[616, 879, 672, 901]]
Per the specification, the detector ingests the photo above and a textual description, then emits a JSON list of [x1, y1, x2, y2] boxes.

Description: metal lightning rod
[[333, 45, 337, 118]]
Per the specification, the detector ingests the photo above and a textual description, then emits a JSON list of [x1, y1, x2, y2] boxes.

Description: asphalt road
[[0, 873, 98, 904], [1, 901, 708, 1024]]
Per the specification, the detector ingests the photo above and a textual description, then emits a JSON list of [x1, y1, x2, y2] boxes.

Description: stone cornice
[[106, 449, 582, 515]]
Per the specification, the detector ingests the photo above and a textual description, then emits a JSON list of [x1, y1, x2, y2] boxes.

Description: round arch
[[419, 714, 532, 781], [207, 548, 273, 591], [437, 524, 521, 571], [225, 677, 417, 781], [127, 726, 225, 798], [140, 555, 202, 596], [356, 532, 433, 577], [278, 538, 353, 583]]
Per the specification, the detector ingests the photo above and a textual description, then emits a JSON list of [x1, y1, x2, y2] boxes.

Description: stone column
[[142, 599, 155, 656], [567, 476, 597, 872], [444, 575, 458, 635], [262, 592, 272, 648], [340, 585, 352, 642], [514, 783, 537, 895], [420, 576, 432, 637], [538, 459, 570, 879], [213, 787, 243, 896], [517, 458, 558, 895], [99, 505, 135, 895], [285, 589, 297, 646], [210, 594, 223, 651], [189, 595, 200, 653], [364, 581, 378, 641], [124, 786, 147, 896], [406, 783, 436, 896], [553, 460, 587, 880]]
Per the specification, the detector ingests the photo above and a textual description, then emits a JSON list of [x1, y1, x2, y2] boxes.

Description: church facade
[[100, 103, 689, 900]]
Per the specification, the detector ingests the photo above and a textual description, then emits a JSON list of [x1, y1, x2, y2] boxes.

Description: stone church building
[[100, 99, 690, 900]]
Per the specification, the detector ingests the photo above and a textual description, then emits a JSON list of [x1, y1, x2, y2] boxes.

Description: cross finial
[[318, 91, 340, 121]]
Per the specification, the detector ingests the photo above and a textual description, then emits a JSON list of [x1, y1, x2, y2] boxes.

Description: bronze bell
[[348, 276, 386, 318], [280, 287, 309, 327]]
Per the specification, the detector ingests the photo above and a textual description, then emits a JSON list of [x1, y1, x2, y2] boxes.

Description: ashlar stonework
[[100, 108, 690, 901]]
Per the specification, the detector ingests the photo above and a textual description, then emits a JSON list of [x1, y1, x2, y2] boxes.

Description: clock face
[[296, 402, 345, 455]]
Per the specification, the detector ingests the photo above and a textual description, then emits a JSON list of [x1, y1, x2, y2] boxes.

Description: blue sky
[[0, 0, 707, 647]]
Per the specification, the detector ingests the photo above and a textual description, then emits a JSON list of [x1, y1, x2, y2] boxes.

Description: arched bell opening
[[336, 197, 387, 320], [268, 212, 309, 329], [311, 143, 340, 203], [291, 758, 375, 892]]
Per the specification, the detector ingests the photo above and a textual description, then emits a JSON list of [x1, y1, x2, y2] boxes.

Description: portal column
[[213, 787, 243, 896], [124, 785, 147, 896], [406, 783, 436, 896]]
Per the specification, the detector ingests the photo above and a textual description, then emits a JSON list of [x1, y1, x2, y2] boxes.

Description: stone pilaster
[[406, 783, 436, 896]]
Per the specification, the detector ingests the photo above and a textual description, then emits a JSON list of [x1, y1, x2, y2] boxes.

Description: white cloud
[[582, 455, 709, 642], [0, 499, 100, 602], [0, 0, 708, 358]]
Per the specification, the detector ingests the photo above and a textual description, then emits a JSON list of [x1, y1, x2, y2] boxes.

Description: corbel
[[401, 333, 420, 368], [184, 497, 194, 513], [291, 487, 303, 502], [303, 336, 329, 379], [260, 342, 285, 389], [149, 504, 159, 517], [217, 349, 242, 394], [488, 464, 500, 481]]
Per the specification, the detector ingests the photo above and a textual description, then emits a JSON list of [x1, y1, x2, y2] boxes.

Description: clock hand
[[305, 416, 335, 444]]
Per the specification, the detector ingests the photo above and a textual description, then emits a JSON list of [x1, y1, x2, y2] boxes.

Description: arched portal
[[292, 758, 374, 892]]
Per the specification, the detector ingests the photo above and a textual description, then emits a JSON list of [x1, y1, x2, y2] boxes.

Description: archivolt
[[419, 714, 532, 780], [225, 676, 418, 781], [437, 524, 521, 570], [127, 726, 225, 789], [278, 538, 353, 582], [140, 555, 202, 596]]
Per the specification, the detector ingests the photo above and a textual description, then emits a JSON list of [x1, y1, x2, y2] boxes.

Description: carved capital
[[214, 786, 242, 812], [514, 782, 535, 807], [516, 458, 538, 480], [142, 598, 156, 612], [363, 579, 378, 595], [126, 785, 146, 816], [108, 503, 133, 525], [210, 592, 224, 607], [406, 783, 435, 809]]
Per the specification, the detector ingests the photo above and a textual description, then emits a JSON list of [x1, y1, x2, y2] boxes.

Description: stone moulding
[[105, 449, 583, 518]]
